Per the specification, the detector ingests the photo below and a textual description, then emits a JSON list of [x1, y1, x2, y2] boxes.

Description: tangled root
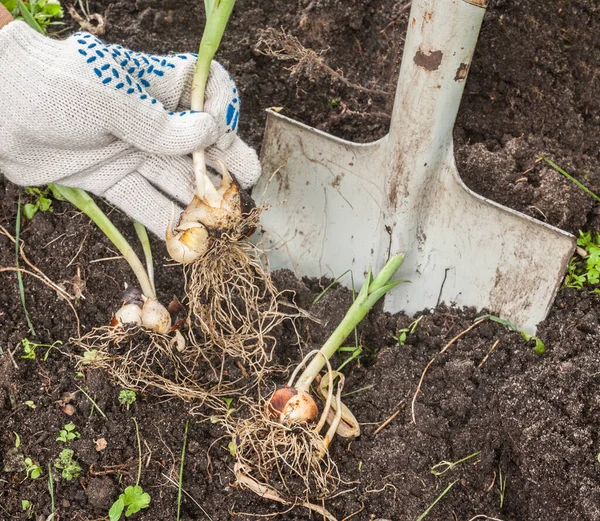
[[72, 325, 240, 411], [230, 397, 341, 502], [186, 207, 297, 372]]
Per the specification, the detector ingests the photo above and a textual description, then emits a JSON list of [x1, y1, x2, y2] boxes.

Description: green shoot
[[81, 349, 101, 364], [294, 254, 405, 391], [118, 389, 137, 410], [133, 417, 142, 486], [430, 451, 480, 476], [109, 486, 151, 521], [20, 338, 63, 361], [1, 0, 64, 32], [541, 156, 600, 204], [160, 472, 214, 521], [177, 421, 189, 521], [133, 221, 155, 296], [54, 449, 81, 480], [109, 418, 151, 521], [76, 385, 107, 419], [23, 457, 42, 479], [191, 0, 236, 200], [24, 400, 36, 409], [415, 480, 458, 521], [16, 197, 36, 336], [23, 187, 54, 219], [50, 184, 155, 299], [393, 315, 423, 346], [222, 397, 236, 419], [336, 345, 363, 372], [14, 432, 21, 448], [21, 499, 32, 516], [476, 314, 545, 355], [56, 422, 80, 443], [312, 269, 352, 305], [47, 462, 55, 515], [565, 231, 600, 291], [498, 467, 507, 509]]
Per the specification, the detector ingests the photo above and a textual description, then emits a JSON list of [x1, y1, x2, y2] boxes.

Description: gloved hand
[[0, 21, 261, 238]]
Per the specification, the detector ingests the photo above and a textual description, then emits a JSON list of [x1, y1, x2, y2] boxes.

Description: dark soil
[[2, 1, 600, 520]]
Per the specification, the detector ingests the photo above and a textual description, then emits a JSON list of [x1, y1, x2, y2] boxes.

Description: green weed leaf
[[108, 497, 125, 521]]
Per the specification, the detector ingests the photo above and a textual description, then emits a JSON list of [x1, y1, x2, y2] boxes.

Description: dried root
[[72, 325, 240, 411], [231, 396, 341, 502], [186, 207, 297, 372]]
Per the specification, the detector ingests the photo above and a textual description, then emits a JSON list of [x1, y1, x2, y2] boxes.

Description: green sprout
[[109, 418, 151, 520], [0, 0, 64, 32], [430, 451, 480, 476], [393, 315, 423, 346], [20, 338, 63, 361], [108, 486, 151, 521], [564, 231, 600, 291], [119, 390, 137, 410], [22, 186, 54, 219], [56, 422, 80, 443], [476, 314, 545, 355], [23, 458, 42, 479], [54, 449, 81, 480]]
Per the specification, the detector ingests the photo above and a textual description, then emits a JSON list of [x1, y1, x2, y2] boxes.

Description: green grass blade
[[16, 0, 44, 33], [15, 197, 36, 336], [541, 156, 600, 204]]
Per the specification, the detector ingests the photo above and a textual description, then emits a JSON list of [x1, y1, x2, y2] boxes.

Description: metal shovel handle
[[386, 0, 487, 210]]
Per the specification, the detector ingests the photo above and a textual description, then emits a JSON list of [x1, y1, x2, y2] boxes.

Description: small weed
[[430, 451, 480, 476], [22, 187, 54, 219], [56, 422, 80, 443], [20, 338, 63, 361], [222, 397, 236, 419], [498, 467, 507, 509], [54, 449, 81, 480], [77, 385, 107, 419], [14, 432, 21, 448], [24, 400, 36, 409], [108, 486, 151, 521], [118, 390, 137, 410], [476, 314, 545, 355], [0, 0, 65, 32], [328, 97, 341, 109], [393, 315, 423, 346], [336, 345, 363, 372], [24, 458, 42, 479], [109, 418, 151, 520], [565, 231, 600, 291], [81, 349, 101, 364], [21, 499, 33, 518]]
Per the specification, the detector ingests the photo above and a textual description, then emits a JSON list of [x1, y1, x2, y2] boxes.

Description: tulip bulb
[[141, 297, 171, 334], [166, 218, 210, 265], [112, 303, 143, 327], [267, 387, 319, 424]]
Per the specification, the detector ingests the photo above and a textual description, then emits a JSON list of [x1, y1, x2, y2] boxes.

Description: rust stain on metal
[[414, 49, 443, 71], [454, 62, 470, 81]]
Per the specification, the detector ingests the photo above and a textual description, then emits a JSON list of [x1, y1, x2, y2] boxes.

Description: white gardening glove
[[0, 21, 261, 238]]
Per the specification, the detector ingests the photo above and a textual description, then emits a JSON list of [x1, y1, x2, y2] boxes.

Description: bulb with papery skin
[[141, 298, 171, 334], [166, 219, 210, 265], [112, 303, 143, 327], [267, 387, 319, 424]]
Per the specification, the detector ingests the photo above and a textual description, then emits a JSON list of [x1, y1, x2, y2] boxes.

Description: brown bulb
[[267, 387, 319, 424]]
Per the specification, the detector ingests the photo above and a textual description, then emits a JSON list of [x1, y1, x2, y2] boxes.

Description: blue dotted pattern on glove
[[74, 33, 240, 130]]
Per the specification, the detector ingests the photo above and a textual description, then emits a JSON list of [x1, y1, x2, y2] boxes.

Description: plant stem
[[75, 385, 107, 419], [133, 221, 155, 296], [191, 0, 236, 204], [15, 197, 36, 336], [176, 420, 189, 521], [294, 254, 404, 391], [47, 463, 55, 518], [132, 417, 142, 487], [50, 184, 155, 299]]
